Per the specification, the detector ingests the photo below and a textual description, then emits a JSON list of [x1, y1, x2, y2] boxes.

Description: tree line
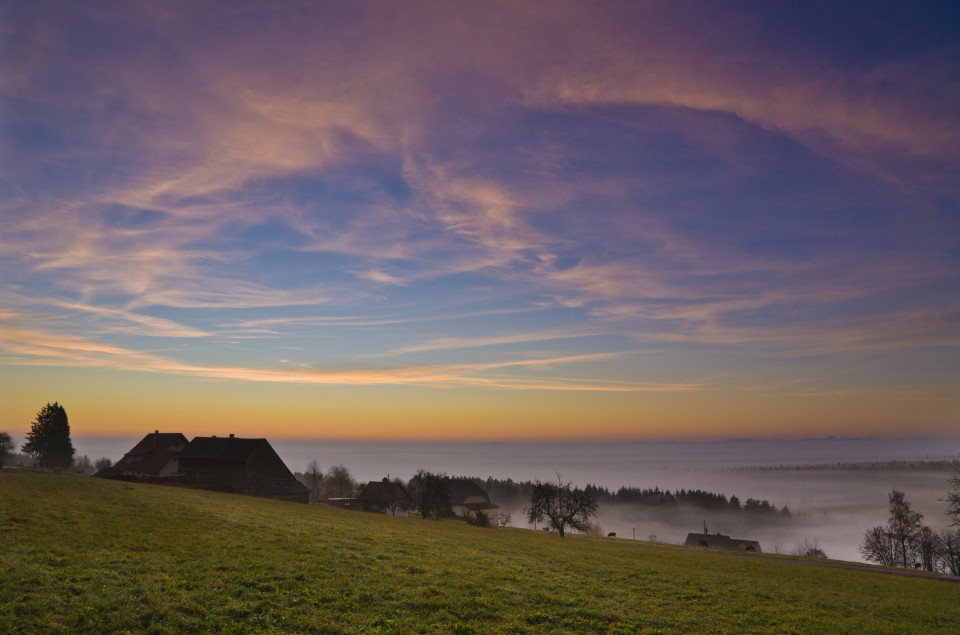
[[859, 487, 960, 574], [293, 464, 599, 533], [473, 477, 790, 517]]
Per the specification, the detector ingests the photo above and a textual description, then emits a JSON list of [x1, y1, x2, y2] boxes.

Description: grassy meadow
[[2, 471, 958, 633]]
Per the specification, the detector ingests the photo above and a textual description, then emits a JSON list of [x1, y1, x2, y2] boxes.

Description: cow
[[607, 532, 616, 538]]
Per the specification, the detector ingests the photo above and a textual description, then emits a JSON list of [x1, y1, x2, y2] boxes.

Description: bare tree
[[860, 525, 897, 566], [0, 431, 13, 468], [791, 538, 828, 559], [860, 490, 925, 568], [944, 468, 960, 527], [383, 479, 412, 516], [408, 470, 449, 520], [73, 455, 92, 473], [914, 525, 943, 572], [888, 489, 922, 568], [524, 475, 598, 538], [324, 464, 356, 499], [94, 457, 112, 471], [939, 528, 960, 575], [305, 460, 323, 503]]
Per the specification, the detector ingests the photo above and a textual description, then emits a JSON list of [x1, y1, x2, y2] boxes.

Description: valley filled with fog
[[75, 436, 960, 563]]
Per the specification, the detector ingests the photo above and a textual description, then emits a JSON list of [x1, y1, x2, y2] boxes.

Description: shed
[[684, 532, 762, 553]]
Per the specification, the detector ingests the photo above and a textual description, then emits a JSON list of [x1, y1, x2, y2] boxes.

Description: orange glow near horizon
[[3, 366, 957, 444]]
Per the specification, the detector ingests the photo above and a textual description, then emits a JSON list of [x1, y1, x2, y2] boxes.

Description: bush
[[466, 510, 491, 527], [791, 538, 827, 559]]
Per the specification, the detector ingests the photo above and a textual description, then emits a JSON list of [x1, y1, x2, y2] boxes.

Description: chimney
[[229, 433, 235, 439]]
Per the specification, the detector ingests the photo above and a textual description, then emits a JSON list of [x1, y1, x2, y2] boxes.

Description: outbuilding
[[684, 532, 762, 552]]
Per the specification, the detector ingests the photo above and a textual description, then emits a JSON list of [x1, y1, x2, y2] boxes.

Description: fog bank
[[73, 436, 960, 563]]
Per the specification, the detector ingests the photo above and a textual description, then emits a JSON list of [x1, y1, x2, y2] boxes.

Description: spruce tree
[[22, 402, 75, 469]]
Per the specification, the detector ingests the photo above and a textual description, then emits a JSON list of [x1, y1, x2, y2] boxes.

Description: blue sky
[[1, 1, 958, 440]]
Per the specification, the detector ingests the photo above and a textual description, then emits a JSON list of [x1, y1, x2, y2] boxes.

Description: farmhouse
[[446, 478, 499, 521], [113, 431, 188, 479], [684, 532, 762, 553], [359, 478, 411, 516], [178, 434, 309, 503]]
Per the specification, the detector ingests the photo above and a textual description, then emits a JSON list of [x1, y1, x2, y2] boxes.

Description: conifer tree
[[22, 402, 75, 469]]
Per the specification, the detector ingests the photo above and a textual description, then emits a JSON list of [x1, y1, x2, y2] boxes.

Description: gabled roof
[[361, 479, 411, 504], [178, 436, 264, 462], [114, 431, 188, 475], [446, 478, 496, 507]]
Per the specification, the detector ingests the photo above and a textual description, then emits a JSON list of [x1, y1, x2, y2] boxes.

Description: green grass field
[[2, 471, 958, 633]]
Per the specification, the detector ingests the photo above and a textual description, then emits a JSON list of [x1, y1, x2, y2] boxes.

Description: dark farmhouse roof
[[114, 431, 188, 475], [178, 435, 264, 462], [360, 479, 411, 505], [179, 435, 309, 500], [684, 532, 762, 553], [446, 478, 499, 510]]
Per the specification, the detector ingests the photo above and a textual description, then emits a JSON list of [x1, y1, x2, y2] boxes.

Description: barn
[[178, 434, 309, 504]]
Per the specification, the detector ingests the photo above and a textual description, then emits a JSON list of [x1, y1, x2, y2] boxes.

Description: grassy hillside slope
[[1, 471, 958, 633]]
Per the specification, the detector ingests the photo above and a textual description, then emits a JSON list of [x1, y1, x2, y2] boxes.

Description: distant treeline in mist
[[468, 477, 791, 518], [727, 459, 960, 472]]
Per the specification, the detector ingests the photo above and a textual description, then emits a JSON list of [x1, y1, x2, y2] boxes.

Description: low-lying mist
[[75, 435, 960, 563], [490, 464, 957, 562]]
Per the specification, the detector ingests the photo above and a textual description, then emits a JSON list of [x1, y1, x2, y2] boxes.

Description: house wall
[[118, 456, 177, 478], [180, 458, 245, 490], [452, 494, 490, 517], [157, 456, 179, 477]]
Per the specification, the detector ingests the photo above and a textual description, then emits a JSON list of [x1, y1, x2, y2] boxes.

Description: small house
[[684, 532, 762, 553], [178, 435, 309, 504], [113, 431, 188, 479], [359, 478, 411, 516], [446, 478, 499, 521]]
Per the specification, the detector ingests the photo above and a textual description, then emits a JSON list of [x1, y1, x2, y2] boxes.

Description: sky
[[2, 1, 959, 442]]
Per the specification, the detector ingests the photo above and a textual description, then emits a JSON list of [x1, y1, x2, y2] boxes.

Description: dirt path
[[740, 553, 960, 582], [657, 543, 960, 583]]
